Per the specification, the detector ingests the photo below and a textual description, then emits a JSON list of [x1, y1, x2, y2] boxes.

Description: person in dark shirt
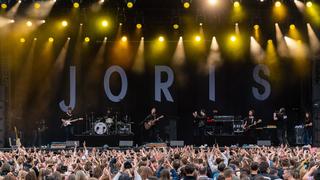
[[274, 108, 288, 145], [243, 110, 258, 144], [192, 109, 207, 146], [304, 112, 312, 145], [61, 107, 74, 140]]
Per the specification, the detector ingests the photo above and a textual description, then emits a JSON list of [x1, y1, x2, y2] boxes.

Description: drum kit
[[86, 111, 133, 136]]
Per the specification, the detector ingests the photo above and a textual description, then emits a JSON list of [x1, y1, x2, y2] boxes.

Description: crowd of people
[[0, 143, 319, 180]]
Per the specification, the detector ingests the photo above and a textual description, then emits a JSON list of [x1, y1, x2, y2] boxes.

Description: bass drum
[[94, 122, 107, 135]]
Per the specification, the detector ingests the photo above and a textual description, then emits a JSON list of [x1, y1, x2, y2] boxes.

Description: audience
[[0, 144, 318, 180]]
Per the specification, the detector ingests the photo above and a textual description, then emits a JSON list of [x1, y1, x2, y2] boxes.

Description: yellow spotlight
[[136, 23, 142, 29], [306, 1, 312, 7], [20, 38, 25, 43], [275, 1, 281, 7], [73, 2, 80, 8], [230, 35, 236, 42], [195, 35, 201, 42], [1, 3, 7, 9], [268, 39, 273, 44], [61, 20, 68, 27], [48, 37, 54, 42], [34, 2, 41, 9], [199, 23, 203, 26], [84, 37, 90, 42], [233, 1, 240, 8], [127, 2, 133, 8], [290, 24, 295, 30], [183, 2, 190, 8], [208, 0, 218, 5], [121, 36, 127, 42], [102, 20, 108, 27], [26, 21, 33, 27], [158, 36, 164, 42], [254, 24, 259, 30], [119, 23, 123, 26], [173, 24, 179, 29]]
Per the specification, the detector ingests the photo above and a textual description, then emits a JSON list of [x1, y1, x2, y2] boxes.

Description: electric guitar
[[61, 118, 83, 127], [244, 119, 262, 131], [144, 115, 164, 130], [14, 126, 21, 147]]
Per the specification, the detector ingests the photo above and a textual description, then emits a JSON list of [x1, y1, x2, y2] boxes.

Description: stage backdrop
[[9, 39, 311, 145]]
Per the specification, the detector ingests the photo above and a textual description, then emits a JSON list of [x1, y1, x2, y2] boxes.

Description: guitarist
[[61, 107, 75, 140], [243, 109, 258, 144], [143, 108, 163, 143]]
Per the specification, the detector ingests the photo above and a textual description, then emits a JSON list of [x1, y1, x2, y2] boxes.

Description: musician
[[192, 109, 207, 145], [243, 110, 258, 144], [274, 108, 288, 145], [304, 112, 312, 145], [143, 108, 162, 142], [61, 107, 74, 140]]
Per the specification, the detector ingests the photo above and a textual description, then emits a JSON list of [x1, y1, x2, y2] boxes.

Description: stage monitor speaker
[[257, 140, 271, 146], [66, 141, 79, 147], [170, 140, 184, 147], [119, 140, 133, 147], [51, 142, 66, 149]]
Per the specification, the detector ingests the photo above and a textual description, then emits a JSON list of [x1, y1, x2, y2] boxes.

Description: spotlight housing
[[84, 37, 90, 42], [233, 1, 240, 7], [1, 3, 7, 9], [127, 1, 134, 8], [73, 2, 80, 8], [158, 36, 164, 42], [62, 20, 68, 27], [275, 1, 281, 7], [121, 36, 127, 42], [136, 23, 142, 29], [48, 37, 54, 42], [306, 1, 312, 7], [173, 24, 179, 29], [26, 21, 33, 27], [102, 20, 108, 27], [20, 38, 26, 43], [34, 2, 40, 9], [254, 24, 259, 30], [183, 2, 190, 8]]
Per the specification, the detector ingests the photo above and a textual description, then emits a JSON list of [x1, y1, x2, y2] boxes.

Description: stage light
[[275, 1, 281, 7], [26, 21, 33, 27], [199, 23, 203, 26], [84, 37, 90, 42], [306, 1, 312, 7], [34, 38, 37, 41], [80, 23, 83, 26], [99, 0, 105, 3], [208, 0, 218, 5], [127, 1, 133, 8], [254, 24, 259, 30], [290, 24, 295, 30], [195, 35, 201, 42], [73, 2, 80, 8], [260, 0, 264, 2], [1, 3, 7, 9], [268, 39, 273, 44], [61, 20, 68, 27], [230, 36, 236, 42], [102, 20, 108, 27], [48, 37, 54, 42], [119, 23, 122, 26], [234, 1, 240, 8], [34, 2, 40, 9], [41, 20, 46, 24], [121, 36, 127, 42], [20, 38, 25, 43], [67, 37, 71, 40], [136, 23, 142, 29], [158, 36, 164, 42], [183, 2, 190, 8], [10, 19, 15, 23], [173, 24, 179, 29]]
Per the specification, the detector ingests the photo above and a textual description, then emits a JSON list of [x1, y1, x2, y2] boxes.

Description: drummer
[[104, 108, 114, 124]]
